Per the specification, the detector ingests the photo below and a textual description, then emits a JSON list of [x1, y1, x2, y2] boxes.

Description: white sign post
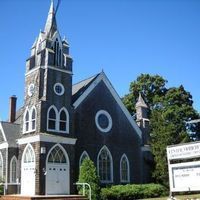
[[167, 142, 200, 194]]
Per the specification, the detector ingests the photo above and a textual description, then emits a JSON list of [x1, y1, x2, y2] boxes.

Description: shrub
[[0, 185, 3, 195], [78, 158, 100, 200], [101, 183, 167, 200]]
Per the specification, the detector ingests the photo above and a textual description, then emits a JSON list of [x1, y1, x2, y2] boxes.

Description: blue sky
[[0, 0, 200, 120]]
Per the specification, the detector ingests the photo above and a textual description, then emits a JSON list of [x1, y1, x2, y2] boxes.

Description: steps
[[0, 195, 88, 200]]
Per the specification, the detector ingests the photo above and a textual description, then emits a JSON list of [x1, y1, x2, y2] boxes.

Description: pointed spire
[[135, 92, 148, 108], [44, 0, 58, 37]]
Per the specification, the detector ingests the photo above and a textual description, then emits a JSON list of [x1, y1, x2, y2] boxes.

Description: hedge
[[101, 183, 167, 200]]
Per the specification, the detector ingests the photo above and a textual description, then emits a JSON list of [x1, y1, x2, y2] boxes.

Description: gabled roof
[[73, 72, 142, 139], [72, 74, 99, 103], [0, 122, 20, 147]]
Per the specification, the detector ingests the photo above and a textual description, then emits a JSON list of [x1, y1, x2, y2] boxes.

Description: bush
[[78, 158, 100, 200], [0, 185, 3, 195], [101, 183, 167, 200]]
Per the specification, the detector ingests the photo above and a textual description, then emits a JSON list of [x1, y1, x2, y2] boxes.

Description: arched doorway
[[21, 144, 35, 195], [46, 144, 70, 195]]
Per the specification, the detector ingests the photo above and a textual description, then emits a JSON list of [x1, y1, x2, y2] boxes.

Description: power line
[[55, 0, 61, 16]]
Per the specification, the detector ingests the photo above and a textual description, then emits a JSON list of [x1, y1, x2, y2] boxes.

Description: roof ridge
[[73, 73, 100, 86]]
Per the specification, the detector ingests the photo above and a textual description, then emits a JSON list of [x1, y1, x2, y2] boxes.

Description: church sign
[[167, 142, 200, 160], [167, 142, 200, 193], [168, 161, 200, 192]]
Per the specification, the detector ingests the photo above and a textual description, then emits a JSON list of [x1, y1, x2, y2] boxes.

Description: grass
[[142, 194, 200, 200]]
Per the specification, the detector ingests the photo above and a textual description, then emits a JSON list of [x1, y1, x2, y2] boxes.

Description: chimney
[[9, 95, 17, 123]]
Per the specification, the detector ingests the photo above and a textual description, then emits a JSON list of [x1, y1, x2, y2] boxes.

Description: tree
[[122, 74, 167, 114], [122, 74, 199, 186], [78, 158, 100, 200]]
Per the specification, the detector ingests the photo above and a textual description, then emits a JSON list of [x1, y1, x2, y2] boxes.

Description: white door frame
[[45, 144, 70, 195], [21, 144, 36, 195]]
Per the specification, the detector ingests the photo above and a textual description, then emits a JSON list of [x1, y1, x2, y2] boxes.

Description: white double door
[[46, 163, 69, 195], [21, 162, 35, 195], [21, 145, 35, 195]]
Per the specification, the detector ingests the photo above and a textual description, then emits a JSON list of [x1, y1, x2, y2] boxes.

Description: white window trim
[[23, 107, 30, 134], [0, 151, 3, 180], [95, 110, 112, 133], [79, 151, 90, 167], [58, 107, 69, 133], [47, 105, 58, 132], [10, 156, 18, 183], [23, 106, 37, 134], [28, 84, 35, 97], [46, 144, 70, 166], [54, 83, 65, 96], [97, 145, 113, 183], [47, 106, 69, 133], [31, 106, 37, 132], [120, 154, 130, 183], [22, 144, 35, 164]]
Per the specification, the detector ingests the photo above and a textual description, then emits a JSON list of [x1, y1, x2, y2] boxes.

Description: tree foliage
[[122, 74, 167, 114], [122, 73, 199, 186], [78, 158, 100, 200]]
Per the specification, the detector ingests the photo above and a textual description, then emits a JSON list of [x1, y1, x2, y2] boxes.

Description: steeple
[[44, 0, 58, 37], [135, 92, 148, 109], [135, 92, 150, 145]]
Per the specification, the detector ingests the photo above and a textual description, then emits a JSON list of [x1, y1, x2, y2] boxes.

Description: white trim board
[[73, 72, 142, 139], [25, 65, 72, 77], [0, 122, 7, 142], [17, 134, 77, 145], [0, 142, 9, 149]]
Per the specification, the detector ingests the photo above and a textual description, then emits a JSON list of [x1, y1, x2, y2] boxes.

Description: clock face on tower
[[28, 83, 35, 97]]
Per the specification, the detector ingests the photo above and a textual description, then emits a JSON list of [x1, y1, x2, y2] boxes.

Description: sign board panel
[[169, 161, 200, 192], [167, 142, 200, 160]]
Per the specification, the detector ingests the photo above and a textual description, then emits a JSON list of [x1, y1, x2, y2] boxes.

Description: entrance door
[[21, 144, 35, 195], [46, 145, 69, 195]]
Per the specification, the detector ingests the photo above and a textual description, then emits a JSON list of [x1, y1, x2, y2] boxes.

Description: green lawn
[[143, 194, 200, 200]]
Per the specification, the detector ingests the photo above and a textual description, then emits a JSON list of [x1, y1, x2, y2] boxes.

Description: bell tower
[[22, 0, 73, 136]]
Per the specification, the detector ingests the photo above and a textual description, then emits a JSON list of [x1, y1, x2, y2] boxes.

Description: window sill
[[47, 129, 69, 134]]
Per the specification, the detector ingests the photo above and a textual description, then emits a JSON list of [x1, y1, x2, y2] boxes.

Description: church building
[[0, 1, 152, 196]]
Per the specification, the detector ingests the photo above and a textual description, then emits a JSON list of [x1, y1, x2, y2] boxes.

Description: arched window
[[31, 107, 36, 131], [0, 152, 3, 181], [120, 154, 130, 183], [23, 145, 35, 163], [10, 156, 17, 183], [47, 106, 57, 131], [47, 106, 69, 133], [24, 109, 30, 133], [97, 146, 113, 183], [79, 151, 89, 167], [48, 145, 67, 164], [59, 108, 69, 132]]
